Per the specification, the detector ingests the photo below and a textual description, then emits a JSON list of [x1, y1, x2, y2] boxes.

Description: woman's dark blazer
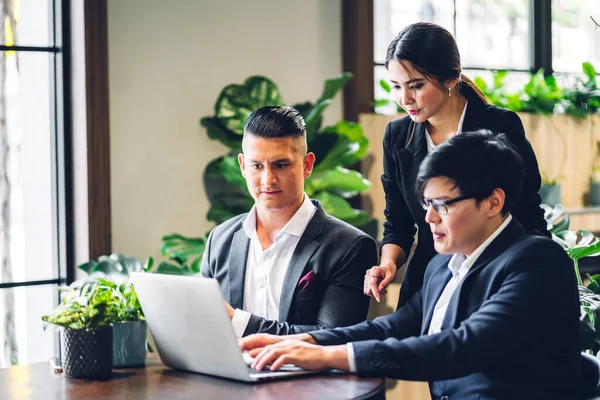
[[381, 91, 549, 309]]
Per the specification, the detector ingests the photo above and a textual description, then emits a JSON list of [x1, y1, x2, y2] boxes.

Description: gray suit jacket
[[201, 200, 378, 336]]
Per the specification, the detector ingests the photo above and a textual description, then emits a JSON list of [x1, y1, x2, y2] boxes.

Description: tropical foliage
[[543, 204, 600, 353], [157, 74, 374, 273]]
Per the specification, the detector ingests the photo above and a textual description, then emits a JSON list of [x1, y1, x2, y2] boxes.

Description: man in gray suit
[[201, 106, 377, 338]]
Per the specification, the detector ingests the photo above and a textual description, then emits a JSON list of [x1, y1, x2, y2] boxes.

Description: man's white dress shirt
[[231, 194, 316, 338]]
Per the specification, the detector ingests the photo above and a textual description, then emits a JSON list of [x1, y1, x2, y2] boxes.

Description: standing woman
[[365, 22, 548, 308]]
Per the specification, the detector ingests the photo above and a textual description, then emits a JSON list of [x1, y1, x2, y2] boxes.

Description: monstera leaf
[[313, 191, 372, 227], [77, 253, 145, 284], [214, 76, 283, 136], [200, 117, 245, 152], [305, 166, 371, 198]]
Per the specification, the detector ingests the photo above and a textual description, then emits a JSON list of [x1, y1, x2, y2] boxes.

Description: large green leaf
[[316, 72, 353, 105], [313, 191, 372, 227], [313, 121, 369, 173], [305, 166, 371, 198], [76, 253, 143, 282], [160, 233, 206, 271], [215, 76, 283, 136], [583, 62, 597, 81], [200, 117, 243, 151], [220, 156, 246, 190], [206, 193, 254, 225], [203, 157, 251, 221], [304, 100, 332, 140], [154, 260, 199, 276], [297, 73, 353, 139]]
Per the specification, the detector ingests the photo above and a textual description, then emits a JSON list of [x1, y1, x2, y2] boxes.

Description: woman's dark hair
[[386, 22, 487, 103], [243, 106, 306, 139], [415, 130, 525, 215]]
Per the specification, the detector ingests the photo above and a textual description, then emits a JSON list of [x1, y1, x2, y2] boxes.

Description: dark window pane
[[552, 0, 600, 73], [455, 0, 530, 70], [0, 284, 59, 367]]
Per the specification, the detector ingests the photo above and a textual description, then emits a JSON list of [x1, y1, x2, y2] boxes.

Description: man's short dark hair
[[243, 106, 306, 139], [415, 129, 525, 215]]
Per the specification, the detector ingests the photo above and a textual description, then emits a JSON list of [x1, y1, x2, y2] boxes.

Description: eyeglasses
[[421, 195, 474, 215]]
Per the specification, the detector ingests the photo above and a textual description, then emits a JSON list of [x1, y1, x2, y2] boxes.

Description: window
[[0, 0, 69, 367], [552, 0, 600, 73], [374, 0, 600, 102]]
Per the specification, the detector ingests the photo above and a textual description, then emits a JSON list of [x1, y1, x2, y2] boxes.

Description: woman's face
[[387, 59, 448, 123]]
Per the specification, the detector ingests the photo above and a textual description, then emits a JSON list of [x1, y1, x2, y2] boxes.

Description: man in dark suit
[[201, 106, 377, 338], [240, 130, 581, 400]]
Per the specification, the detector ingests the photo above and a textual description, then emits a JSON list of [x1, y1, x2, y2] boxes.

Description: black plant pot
[[60, 325, 113, 380]]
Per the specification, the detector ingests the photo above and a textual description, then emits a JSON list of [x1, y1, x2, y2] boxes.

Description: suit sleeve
[[350, 242, 577, 381], [200, 229, 214, 278], [242, 235, 378, 336], [309, 288, 424, 345], [380, 122, 418, 252], [499, 112, 549, 236]]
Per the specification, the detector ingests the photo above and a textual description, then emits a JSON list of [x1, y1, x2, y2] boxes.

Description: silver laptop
[[130, 272, 319, 382]]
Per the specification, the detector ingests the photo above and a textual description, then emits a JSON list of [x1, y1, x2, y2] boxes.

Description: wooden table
[[1, 354, 385, 399]]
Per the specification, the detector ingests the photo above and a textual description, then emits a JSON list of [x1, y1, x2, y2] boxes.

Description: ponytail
[[459, 73, 487, 104]]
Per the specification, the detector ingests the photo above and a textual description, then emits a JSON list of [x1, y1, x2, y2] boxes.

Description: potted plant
[[42, 279, 119, 380], [540, 173, 562, 206], [77, 254, 148, 367]]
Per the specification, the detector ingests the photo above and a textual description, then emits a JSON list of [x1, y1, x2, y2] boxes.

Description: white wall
[[107, 0, 342, 262]]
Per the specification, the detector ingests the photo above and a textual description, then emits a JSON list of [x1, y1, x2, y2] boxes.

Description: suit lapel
[[441, 219, 524, 328], [461, 98, 485, 133], [228, 228, 250, 309], [421, 260, 452, 334], [278, 201, 324, 322]]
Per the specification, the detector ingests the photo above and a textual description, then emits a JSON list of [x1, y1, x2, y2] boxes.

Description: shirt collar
[[243, 193, 316, 239], [447, 214, 513, 277]]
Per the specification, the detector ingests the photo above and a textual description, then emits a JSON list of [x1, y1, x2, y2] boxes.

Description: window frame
[[0, 0, 72, 292]]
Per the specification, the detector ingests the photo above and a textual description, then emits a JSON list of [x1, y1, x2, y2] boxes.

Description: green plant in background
[[562, 62, 600, 119], [375, 62, 600, 119], [471, 62, 599, 118], [541, 172, 563, 187], [543, 203, 600, 353], [157, 73, 375, 273], [77, 253, 148, 283]]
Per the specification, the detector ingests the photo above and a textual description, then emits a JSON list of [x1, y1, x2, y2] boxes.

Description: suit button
[[440, 396, 449, 400]]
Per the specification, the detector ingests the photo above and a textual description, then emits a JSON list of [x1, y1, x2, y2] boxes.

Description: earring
[[448, 87, 452, 97]]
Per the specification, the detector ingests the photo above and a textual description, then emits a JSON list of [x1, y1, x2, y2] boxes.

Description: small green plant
[[541, 172, 563, 186], [42, 278, 143, 330]]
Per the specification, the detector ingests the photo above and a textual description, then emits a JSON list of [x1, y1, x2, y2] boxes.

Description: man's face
[[423, 177, 490, 256], [238, 135, 314, 214]]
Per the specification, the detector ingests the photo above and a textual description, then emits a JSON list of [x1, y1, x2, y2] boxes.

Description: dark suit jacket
[[201, 200, 378, 336], [381, 91, 549, 309], [311, 219, 581, 400]]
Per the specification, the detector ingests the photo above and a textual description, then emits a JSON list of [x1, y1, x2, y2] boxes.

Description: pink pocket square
[[297, 270, 316, 291]]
